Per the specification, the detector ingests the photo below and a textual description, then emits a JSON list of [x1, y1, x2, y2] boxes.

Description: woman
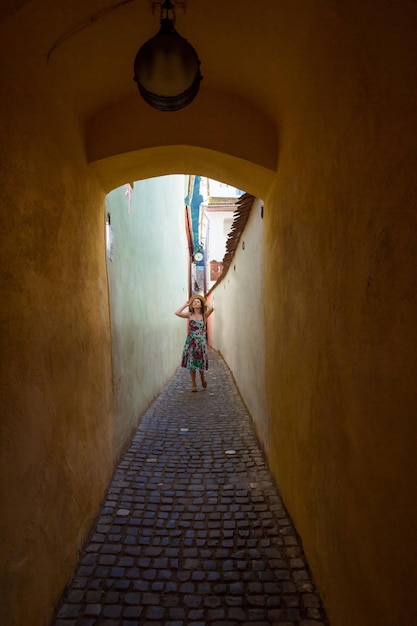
[[175, 294, 214, 392]]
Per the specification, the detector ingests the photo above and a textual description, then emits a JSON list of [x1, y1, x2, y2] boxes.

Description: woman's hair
[[190, 297, 206, 316]]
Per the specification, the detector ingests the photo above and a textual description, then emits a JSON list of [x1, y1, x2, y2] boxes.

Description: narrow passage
[[53, 350, 329, 626]]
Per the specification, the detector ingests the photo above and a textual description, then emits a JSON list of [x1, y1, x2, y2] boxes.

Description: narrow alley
[[52, 350, 328, 626]]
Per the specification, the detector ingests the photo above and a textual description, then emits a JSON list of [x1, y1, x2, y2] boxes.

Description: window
[[106, 213, 114, 261]]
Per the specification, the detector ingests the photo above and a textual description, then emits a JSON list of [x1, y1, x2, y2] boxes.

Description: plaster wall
[[262, 9, 417, 626], [0, 13, 114, 626], [204, 210, 234, 263], [86, 88, 277, 195], [105, 177, 189, 458], [209, 200, 268, 450]]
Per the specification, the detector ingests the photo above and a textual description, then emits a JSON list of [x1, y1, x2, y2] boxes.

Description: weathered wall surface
[[209, 199, 268, 451], [106, 178, 189, 458], [263, 7, 417, 625], [0, 12, 114, 626]]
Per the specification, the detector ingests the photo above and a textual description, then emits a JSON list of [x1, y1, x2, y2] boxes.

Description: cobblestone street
[[52, 349, 329, 626]]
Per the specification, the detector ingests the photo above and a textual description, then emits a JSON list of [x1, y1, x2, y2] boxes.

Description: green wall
[[106, 176, 189, 458]]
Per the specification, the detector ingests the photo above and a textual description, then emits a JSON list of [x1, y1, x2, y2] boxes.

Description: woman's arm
[[175, 301, 190, 319], [205, 305, 214, 319]]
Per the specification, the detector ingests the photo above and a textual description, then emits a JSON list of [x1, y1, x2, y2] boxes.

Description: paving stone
[[51, 350, 329, 626], [287, 607, 302, 621], [56, 604, 81, 619], [84, 603, 101, 616], [102, 604, 123, 618], [145, 605, 165, 619], [169, 607, 185, 619], [228, 606, 247, 621]]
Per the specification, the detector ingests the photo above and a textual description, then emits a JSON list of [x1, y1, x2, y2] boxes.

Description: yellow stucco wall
[[0, 15, 114, 626], [263, 9, 417, 624], [86, 87, 278, 193]]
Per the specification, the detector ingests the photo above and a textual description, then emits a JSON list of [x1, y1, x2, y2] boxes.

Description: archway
[[86, 88, 278, 198], [104, 173, 267, 457]]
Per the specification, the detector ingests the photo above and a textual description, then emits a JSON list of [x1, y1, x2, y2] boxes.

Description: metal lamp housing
[[134, 18, 202, 111]]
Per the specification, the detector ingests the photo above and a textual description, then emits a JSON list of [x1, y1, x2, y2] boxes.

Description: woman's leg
[[199, 369, 207, 388], [190, 369, 197, 391]]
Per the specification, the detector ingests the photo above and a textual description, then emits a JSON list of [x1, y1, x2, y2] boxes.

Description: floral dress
[[181, 318, 208, 371]]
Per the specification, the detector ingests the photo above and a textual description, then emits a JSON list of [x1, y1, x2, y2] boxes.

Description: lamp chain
[[152, 1, 187, 21], [160, 1, 176, 25]]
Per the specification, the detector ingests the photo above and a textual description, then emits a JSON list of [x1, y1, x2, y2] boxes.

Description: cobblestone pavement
[[52, 350, 329, 626]]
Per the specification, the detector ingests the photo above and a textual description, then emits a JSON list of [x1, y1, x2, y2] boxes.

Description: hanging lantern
[[133, 1, 202, 111]]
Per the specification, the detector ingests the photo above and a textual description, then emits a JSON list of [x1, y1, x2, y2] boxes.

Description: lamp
[[133, 1, 202, 111]]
